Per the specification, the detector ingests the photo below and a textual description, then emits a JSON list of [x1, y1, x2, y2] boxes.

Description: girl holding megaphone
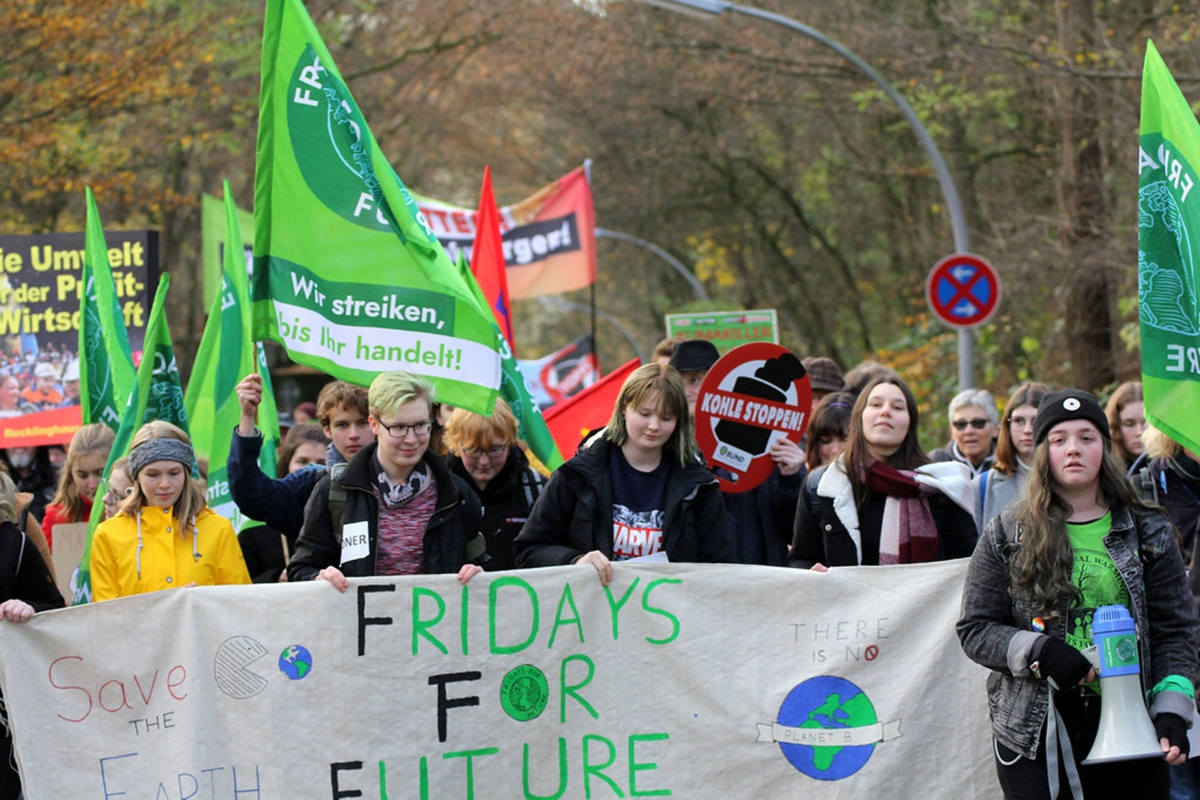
[[958, 389, 1198, 798]]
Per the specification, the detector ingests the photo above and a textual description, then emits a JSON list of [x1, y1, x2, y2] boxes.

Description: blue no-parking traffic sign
[[925, 253, 1001, 328]]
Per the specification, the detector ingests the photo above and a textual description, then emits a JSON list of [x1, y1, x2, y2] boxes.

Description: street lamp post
[[595, 227, 711, 302], [637, 0, 976, 390]]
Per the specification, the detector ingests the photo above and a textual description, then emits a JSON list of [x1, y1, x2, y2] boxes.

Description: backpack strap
[[328, 462, 348, 537], [978, 470, 989, 516], [1136, 464, 1159, 506], [807, 464, 828, 517]]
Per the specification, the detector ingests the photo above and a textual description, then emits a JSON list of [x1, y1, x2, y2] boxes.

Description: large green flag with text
[[455, 255, 564, 472], [186, 184, 274, 532], [73, 275, 188, 604], [255, 0, 501, 413], [80, 187, 136, 431], [1139, 41, 1200, 454]]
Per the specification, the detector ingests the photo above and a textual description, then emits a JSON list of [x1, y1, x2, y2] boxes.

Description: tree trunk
[[1056, 0, 1116, 392]]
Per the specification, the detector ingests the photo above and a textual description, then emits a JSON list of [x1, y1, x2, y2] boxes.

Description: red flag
[[470, 166, 517, 350], [543, 358, 641, 458]]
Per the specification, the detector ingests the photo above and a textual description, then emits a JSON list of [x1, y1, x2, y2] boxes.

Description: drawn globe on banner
[[279, 645, 314, 681], [776, 676, 880, 780]]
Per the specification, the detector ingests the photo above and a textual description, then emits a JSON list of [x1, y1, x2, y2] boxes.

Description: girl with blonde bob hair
[[516, 363, 733, 584], [43, 423, 116, 544], [91, 421, 250, 601], [443, 400, 545, 570]]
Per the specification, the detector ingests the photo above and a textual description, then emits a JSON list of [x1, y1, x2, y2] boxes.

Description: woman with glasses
[[289, 371, 486, 587], [791, 376, 977, 569], [930, 388, 1000, 478], [972, 382, 1051, 533], [100, 456, 133, 519], [443, 400, 545, 571]]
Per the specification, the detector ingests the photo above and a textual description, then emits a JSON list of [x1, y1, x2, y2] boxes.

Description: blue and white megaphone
[[1082, 604, 1163, 764]]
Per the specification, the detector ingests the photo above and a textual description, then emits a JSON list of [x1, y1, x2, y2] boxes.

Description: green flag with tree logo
[[73, 274, 188, 603], [1139, 41, 1200, 455], [80, 187, 136, 431], [254, 0, 501, 413]]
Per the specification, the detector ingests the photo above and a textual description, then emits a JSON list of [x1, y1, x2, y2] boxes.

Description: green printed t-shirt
[[1066, 511, 1131, 652]]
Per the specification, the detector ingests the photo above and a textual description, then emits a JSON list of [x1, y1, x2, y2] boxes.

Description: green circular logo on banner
[[286, 45, 391, 232], [500, 665, 549, 722]]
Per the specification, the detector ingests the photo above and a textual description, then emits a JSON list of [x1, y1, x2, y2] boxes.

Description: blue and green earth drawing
[[776, 676, 879, 780], [279, 645, 313, 681]]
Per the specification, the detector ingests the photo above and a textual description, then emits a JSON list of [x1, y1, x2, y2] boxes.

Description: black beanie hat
[[1033, 389, 1110, 447], [669, 339, 720, 373]]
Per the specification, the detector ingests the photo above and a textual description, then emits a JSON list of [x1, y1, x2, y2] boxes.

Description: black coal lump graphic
[[715, 353, 806, 457]]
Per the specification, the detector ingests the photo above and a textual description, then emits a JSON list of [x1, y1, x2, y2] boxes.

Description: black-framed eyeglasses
[[378, 419, 433, 439], [952, 418, 990, 431], [462, 444, 507, 459]]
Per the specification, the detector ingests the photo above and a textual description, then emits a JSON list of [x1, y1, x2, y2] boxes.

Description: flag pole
[[590, 281, 599, 373]]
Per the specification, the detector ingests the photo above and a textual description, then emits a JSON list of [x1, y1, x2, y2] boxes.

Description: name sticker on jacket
[[341, 521, 370, 564]]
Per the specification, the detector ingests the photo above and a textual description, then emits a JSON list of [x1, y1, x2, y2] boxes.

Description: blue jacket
[[957, 502, 1199, 758], [227, 426, 323, 538]]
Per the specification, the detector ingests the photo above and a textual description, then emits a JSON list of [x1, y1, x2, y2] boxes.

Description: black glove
[[1155, 712, 1190, 757], [1029, 636, 1092, 690]]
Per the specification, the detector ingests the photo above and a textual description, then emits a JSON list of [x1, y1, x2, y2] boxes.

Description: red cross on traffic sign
[[925, 254, 1001, 328]]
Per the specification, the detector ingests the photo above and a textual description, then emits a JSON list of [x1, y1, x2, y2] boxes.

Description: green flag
[[186, 183, 263, 531], [1138, 41, 1200, 454], [254, 0, 501, 413], [455, 255, 564, 471], [80, 187, 136, 431], [256, 341, 281, 481], [73, 275, 187, 603]]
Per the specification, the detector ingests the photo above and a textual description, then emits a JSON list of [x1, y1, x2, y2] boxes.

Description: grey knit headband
[[128, 438, 195, 478]]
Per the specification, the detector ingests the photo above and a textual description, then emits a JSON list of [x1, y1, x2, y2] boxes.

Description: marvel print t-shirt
[[609, 446, 670, 561]]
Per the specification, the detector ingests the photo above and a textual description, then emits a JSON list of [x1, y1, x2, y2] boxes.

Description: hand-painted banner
[[417, 166, 597, 299], [0, 561, 1000, 798]]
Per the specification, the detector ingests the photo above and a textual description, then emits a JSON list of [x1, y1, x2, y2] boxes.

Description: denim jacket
[[957, 502, 1199, 759]]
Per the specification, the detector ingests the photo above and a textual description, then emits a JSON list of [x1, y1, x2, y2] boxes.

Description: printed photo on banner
[[0, 231, 158, 447]]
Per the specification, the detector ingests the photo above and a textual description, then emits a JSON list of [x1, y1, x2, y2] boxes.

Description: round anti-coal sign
[[693, 343, 812, 493]]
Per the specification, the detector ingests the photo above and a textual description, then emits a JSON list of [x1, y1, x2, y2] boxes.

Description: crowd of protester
[[1, 341, 1197, 800]]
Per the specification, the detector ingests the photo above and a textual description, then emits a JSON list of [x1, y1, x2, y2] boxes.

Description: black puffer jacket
[[289, 442, 483, 581], [514, 438, 734, 566], [447, 446, 545, 571]]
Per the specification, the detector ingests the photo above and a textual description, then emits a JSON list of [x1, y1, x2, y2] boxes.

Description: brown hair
[[1011, 427, 1156, 620], [1105, 381, 1144, 467], [992, 382, 1052, 475], [316, 380, 369, 426], [840, 376, 927, 506], [50, 423, 116, 522], [276, 423, 331, 478], [805, 392, 854, 471]]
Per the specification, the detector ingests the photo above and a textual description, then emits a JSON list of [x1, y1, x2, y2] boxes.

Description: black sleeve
[[13, 532, 65, 612], [514, 470, 584, 567], [288, 473, 338, 582], [789, 472, 826, 568], [238, 526, 286, 584], [935, 495, 979, 560], [771, 467, 805, 550], [692, 481, 736, 563]]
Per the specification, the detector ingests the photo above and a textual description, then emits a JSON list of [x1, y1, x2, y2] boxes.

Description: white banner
[[0, 561, 1002, 798]]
